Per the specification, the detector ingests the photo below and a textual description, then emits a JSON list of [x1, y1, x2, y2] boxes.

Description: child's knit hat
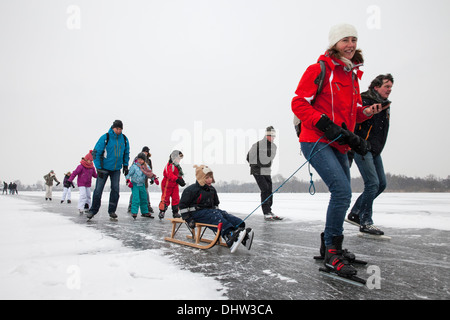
[[84, 150, 93, 162], [193, 165, 215, 186], [137, 152, 146, 161]]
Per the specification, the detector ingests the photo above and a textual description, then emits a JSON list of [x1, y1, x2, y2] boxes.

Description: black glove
[[315, 115, 347, 143], [176, 178, 186, 187], [97, 169, 107, 179], [348, 134, 371, 156], [341, 123, 371, 156], [122, 166, 129, 176]]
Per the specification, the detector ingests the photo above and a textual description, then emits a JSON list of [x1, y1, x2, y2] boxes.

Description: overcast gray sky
[[1, 0, 449, 186]]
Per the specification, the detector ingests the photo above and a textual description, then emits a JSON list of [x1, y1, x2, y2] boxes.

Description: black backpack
[[294, 60, 326, 137]]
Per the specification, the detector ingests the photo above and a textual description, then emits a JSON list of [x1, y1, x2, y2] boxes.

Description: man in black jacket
[[347, 74, 394, 236], [247, 126, 281, 221]]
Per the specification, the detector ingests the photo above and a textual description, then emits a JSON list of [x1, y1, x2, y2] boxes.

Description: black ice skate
[[319, 235, 366, 286], [314, 232, 367, 265]]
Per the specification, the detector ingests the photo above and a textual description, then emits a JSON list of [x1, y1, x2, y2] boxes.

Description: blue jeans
[[90, 169, 121, 215], [351, 152, 386, 225], [301, 142, 351, 246], [192, 208, 245, 237]]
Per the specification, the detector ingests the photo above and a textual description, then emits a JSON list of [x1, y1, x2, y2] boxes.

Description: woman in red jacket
[[291, 24, 382, 277], [158, 150, 186, 219]]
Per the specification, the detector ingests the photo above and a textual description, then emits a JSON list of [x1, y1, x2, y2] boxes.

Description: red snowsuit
[[291, 53, 370, 154], [159, 162, 181, 212]]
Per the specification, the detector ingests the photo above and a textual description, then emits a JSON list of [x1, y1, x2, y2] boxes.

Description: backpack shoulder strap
[[312, 60, 326, 105], [294, 61, 326, 138]]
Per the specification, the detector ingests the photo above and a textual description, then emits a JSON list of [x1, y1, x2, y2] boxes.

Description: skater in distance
[[43, 170, 60, 201], [247, 126, 282, 221], [291, 23, 382, 278]]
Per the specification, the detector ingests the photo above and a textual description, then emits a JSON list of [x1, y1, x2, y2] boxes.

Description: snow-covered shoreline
[[0, 195, 226, 300]]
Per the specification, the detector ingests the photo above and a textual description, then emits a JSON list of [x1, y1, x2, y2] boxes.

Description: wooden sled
[[164, 218, 228, 249]]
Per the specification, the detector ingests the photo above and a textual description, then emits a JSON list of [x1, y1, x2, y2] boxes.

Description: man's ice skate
[[109, 212, 118, 221], [345, 212, 360, 226], [263, 212, 283, 221], [358, 224, 391, 240]]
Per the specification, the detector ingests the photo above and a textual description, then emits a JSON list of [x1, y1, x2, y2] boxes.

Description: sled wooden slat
[[164, 218, 225, 249]]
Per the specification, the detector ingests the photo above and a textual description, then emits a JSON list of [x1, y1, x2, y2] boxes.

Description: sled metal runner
[[164, 218, 227, 249]]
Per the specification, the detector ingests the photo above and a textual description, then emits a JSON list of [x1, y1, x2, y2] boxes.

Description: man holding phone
[[347, 74, 394, 236]]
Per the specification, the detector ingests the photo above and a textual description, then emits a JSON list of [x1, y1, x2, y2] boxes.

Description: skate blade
[[358, 232, 391, 241], [319, 268, 366, 287], [345, 219, 360, 227], [230, 229, 247, 253], [244, 230, 254, 250]]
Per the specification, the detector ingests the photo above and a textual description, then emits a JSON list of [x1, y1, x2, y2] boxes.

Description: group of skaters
[[2, 181, 19, 195], [40, 23, 393, 273]]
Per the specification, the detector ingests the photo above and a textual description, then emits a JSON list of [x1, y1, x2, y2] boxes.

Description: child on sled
[[179, 164, 254, 252]]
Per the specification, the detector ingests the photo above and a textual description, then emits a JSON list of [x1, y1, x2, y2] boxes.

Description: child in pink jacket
[[69, 150, 98, 213]]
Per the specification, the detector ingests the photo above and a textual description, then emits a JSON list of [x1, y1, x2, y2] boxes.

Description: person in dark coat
[[347, 74, 394, 236], [247, 126, 281, 221]]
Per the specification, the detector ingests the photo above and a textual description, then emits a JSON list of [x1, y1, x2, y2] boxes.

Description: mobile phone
[[381, 100, 391, 107]]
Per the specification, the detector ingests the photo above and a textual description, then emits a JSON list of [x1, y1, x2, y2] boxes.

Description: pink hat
[[84, 150, 93, 161]]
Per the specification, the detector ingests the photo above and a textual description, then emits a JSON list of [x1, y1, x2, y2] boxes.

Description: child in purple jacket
[[68, 150, 98, 213]]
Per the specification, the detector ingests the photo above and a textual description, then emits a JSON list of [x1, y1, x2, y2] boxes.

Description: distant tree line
[[5, 173, 450, 193], [214, 173, 450, 193]]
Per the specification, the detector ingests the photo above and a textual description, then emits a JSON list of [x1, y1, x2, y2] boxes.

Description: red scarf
[[81, 158, 94, 169], [139, 162, 155, 178]]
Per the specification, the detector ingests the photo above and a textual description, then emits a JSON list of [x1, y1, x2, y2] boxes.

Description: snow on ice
[[0, 194, 225, 300]]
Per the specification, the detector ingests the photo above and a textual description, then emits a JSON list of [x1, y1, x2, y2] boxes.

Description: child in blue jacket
[[126, 152, 157, 219]]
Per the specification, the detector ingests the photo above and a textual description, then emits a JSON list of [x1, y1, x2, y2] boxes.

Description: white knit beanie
[[328, 23, 358, 47]]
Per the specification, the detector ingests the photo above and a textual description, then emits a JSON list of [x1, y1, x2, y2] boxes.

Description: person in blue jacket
[[87, 120, 130, 220]]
